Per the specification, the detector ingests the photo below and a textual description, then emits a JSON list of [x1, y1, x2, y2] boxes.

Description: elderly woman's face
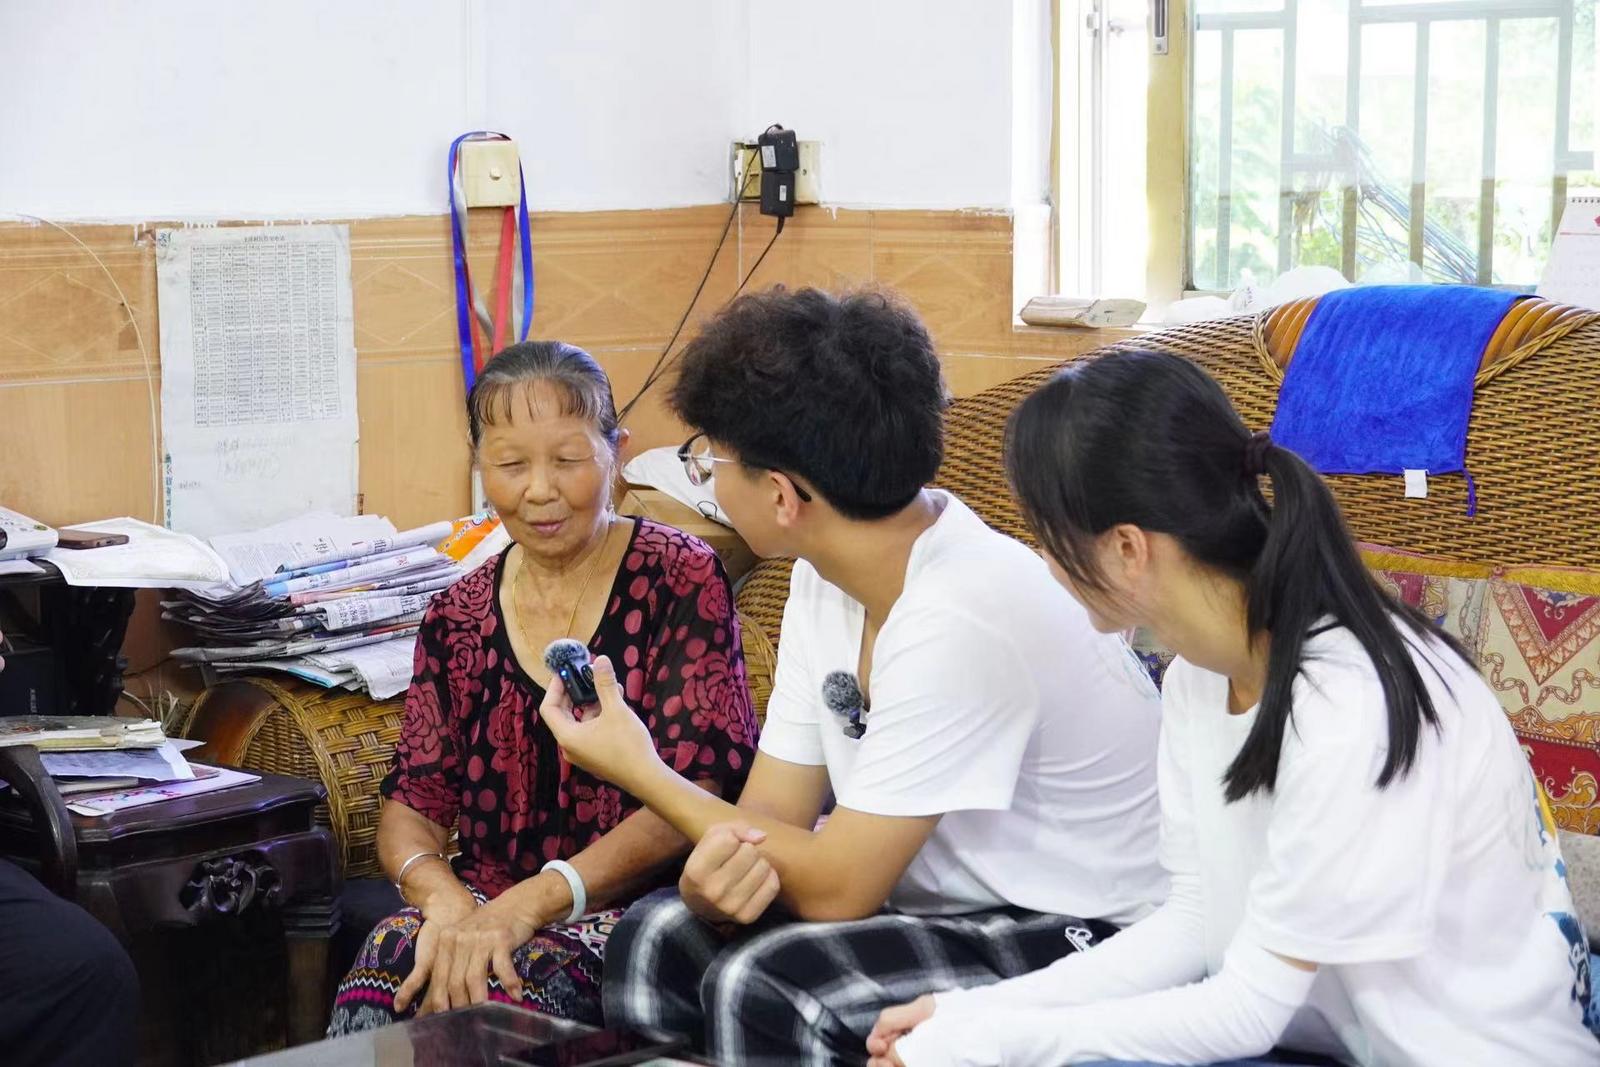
[[476, 380, 615, 564]]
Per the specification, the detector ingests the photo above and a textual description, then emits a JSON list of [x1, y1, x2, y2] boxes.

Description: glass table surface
[[230, 1003, 704, 1067]]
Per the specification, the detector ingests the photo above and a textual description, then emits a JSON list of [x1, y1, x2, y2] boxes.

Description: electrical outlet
[[731, 140, 820, 204]]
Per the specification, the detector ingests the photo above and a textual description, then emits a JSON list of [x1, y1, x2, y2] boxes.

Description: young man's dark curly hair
[[668, 286, 947, 521]]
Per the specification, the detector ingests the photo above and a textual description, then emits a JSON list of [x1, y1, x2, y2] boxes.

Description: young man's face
[[706, 439, 791, 560]]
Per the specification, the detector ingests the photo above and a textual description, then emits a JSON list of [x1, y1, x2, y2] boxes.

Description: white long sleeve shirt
[[896, 627, 1600, 1066]]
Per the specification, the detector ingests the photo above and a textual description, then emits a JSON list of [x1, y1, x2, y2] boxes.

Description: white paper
[[42, 518, 232, 590], [299, 570, 461, 605], [457, 521, 513, 573], [307, 635, 418, 700], [1538, 196, 1600, 309], [316, 592, 435, 632], [266, 548, 443, 597], [41, 741, 195, 782], [272, 520, 453, 576], [156, 224, 359, 539], [210, 657, 354, 689], [67, 765, 259, 816], [1403, 469, 1428, 499], [0, 559, 45, 577], [209, 512, 394, 586]]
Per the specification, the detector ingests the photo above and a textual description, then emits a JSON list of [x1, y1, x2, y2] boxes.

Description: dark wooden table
[[0, 754, 341, 1064]]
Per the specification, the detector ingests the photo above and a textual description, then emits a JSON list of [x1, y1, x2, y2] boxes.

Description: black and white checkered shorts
[[603, 888, 1116, 1066]]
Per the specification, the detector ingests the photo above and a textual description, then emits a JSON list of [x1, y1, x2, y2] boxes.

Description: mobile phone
[[55, 530, 129, 550], [501, 1027, 690, 1066]]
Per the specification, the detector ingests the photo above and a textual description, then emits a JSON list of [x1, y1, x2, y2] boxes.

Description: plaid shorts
[[603, 888, 1116, 1067]]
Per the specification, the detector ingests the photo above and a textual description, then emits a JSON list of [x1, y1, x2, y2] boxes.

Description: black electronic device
[[821, 670, 868, 739], [543, 638, 599, 707], [757, 124, 799, 219], [0, 633, 58, 717], [757, 124, 800, 171]]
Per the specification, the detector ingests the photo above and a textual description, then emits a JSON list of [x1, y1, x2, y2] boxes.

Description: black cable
[[735, 217, 783, 295], [620, 214, 786, 424], [617, 154, 759, 424], [620, 208, 787, 424]]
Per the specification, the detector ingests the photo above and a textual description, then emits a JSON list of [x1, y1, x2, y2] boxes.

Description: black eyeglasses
[[677, 434, 813, 502]]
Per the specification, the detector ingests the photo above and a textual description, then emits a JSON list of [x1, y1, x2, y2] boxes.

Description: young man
[[539, 287, 1165, 1066]]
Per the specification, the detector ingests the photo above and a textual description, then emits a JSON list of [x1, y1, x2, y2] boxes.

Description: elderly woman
[[328, 341, 759, 1033]]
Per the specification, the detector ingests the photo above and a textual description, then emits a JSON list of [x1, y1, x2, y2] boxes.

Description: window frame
[[1057, 0, 1594, 300]]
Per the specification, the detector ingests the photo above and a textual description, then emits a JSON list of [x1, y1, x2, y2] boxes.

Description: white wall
[[0, 0, 1040, 220], [484, 1, 747, 212], [742, 0, 1017, 209], [0, 1, 471, 219]]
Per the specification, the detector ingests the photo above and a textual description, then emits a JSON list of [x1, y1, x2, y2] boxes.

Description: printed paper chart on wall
[[155, 224, 359, 538]]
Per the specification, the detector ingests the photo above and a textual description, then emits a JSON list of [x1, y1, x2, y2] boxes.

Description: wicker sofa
[[184, 303, 1600, 917], [732, 303, 1600, 941]]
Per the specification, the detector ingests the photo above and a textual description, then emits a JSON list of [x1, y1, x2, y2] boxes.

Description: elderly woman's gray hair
[[466, 341, 621, 452]]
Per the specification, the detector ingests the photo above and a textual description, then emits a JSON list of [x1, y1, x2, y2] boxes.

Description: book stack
[[165, 513, 508, 699], [0, 715, 259, 816]]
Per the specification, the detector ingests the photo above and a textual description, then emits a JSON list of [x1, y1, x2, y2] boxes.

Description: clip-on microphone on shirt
[[822, 671, 868, 739], [543, 638, 599, 708]]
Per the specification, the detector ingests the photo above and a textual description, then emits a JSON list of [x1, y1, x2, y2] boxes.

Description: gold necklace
[[512, 518, 614, 655]]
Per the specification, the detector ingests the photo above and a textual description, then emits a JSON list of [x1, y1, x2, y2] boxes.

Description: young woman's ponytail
[[1005, 349, 1472, 801], [1229, 437, 1462, 799]]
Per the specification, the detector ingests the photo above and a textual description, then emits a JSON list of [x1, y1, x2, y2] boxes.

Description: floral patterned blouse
[[381, 518, 759, 900]]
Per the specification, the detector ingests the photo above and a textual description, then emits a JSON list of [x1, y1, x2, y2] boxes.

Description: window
[[1057, 0, 1153, 300], [1190, 0, 1597, 290]]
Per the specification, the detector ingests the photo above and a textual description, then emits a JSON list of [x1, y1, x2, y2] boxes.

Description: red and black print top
[[381, 518, 759, 900]]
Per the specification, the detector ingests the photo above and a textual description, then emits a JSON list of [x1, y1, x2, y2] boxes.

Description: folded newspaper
[[0, 715, 166, 750], [168, 513, 508, 699]]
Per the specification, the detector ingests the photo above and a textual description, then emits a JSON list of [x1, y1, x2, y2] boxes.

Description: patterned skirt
[[328, 885, 625, 1036]]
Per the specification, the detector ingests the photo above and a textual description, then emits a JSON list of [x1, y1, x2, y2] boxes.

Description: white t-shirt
[[1165, 626, 1600, 1064], [1163, 625, 1597, 1065], [757, 490, 1165, 922], [895, 624, 1600, 1066]]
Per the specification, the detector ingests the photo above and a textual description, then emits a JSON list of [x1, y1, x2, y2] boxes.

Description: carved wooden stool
[[0, 746, 341, 1062]]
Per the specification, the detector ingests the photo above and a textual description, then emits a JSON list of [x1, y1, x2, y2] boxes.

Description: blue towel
[[1270, 285, 1520, 509]]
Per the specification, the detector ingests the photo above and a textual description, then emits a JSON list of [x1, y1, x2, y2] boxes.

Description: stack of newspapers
[[166, 513, 508, 699]]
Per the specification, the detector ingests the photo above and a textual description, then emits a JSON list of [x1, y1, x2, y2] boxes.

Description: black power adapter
[[757, 125, 798, 219], [761, 171, 796, 217]]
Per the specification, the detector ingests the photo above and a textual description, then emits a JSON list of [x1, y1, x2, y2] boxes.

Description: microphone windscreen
[[543, 637, 591, 673], [821, 670, 864, 714]]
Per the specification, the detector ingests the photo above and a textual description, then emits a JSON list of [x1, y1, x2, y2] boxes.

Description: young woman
[[867, 349, 1600, 1066]]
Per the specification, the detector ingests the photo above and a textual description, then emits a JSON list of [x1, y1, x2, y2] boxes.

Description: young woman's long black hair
[[1004, 349, 1472, 801]]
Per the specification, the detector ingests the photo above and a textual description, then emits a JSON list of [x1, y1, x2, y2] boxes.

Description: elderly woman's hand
[[394, 892, 537, 1016], [538, 655, 659, 790]]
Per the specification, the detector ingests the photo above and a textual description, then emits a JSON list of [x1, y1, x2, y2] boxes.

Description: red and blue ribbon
[[448, 131, 534, 393]]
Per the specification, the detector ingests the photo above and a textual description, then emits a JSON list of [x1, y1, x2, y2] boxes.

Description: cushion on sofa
[[1469, 570, 1600, 835], [1132, 551, 1600, 841], [1359, 545, 1493, 649]]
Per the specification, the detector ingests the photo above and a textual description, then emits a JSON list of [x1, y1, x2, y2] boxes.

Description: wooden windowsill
[[949, 320, 1151, 362]]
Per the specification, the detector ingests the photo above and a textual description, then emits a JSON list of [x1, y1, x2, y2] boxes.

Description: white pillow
[[622, 446, 732, 527]]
